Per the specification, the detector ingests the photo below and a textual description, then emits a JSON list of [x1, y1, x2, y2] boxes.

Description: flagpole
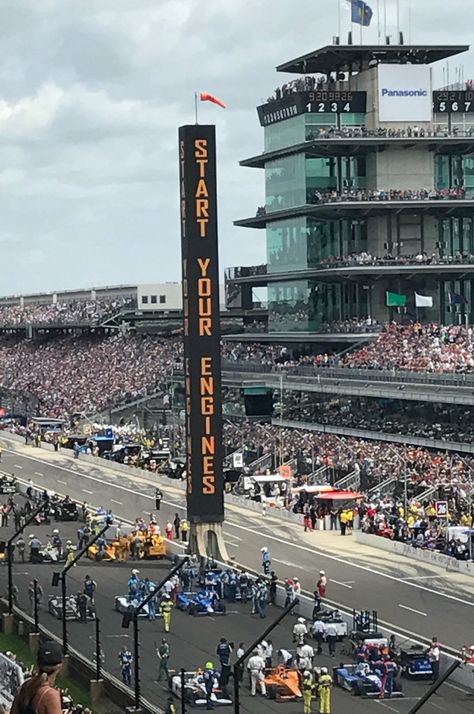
[[408, 0, 412, 43], [383, 0, 387, 39], [396, 0, 400, 39], [194, 92, 199, 124], [376, 0, 381, 43]]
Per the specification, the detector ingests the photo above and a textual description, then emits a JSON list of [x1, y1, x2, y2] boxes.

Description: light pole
[[456, 455, 474, 560], [52, 523, 110, 654], [233, 598, 299, 714], [5, 500, 49, 614], [121, 557, 188, 710], [385, 443, 408, 518], [278, 372, 284, 467]]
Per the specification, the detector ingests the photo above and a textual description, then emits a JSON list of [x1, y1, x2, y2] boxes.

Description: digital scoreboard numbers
[[178, 125, 224, 523], [433, 90, 474, 113], [305, 91, 367, 115], [257, 91, 367, 126]]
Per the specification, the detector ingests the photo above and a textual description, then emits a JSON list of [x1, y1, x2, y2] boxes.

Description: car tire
[[267, 684, 277, 700]]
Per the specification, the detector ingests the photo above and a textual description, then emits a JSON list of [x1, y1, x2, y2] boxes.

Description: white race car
[[169, 671, 232, 707], [114, 595, 153, 618]]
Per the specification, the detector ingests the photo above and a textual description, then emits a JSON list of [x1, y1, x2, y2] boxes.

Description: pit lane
[[1, 436, 473, 656], [0, 518, 471, 714]]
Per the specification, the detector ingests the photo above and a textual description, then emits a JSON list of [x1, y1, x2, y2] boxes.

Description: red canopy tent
[[316, 490, 363, 500]]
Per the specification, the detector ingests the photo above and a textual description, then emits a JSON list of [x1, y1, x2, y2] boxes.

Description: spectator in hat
[[11, 640, 64, 714]]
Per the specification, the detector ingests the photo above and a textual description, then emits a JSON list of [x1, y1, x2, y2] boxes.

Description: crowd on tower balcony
[[305, 125, 474, 141], [265, 75, 335, 103], [0, 298, 130, 327], [306, 187, 466, 204], [317, 251, 474, 268]]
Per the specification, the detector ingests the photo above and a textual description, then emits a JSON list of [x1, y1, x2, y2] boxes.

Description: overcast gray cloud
[[0, 0, 472, 294]]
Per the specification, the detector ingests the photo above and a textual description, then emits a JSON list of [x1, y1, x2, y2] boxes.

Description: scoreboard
[[258, 89, 474, 127], [433, 90, 474, 113], [257, 91, 367, 126]]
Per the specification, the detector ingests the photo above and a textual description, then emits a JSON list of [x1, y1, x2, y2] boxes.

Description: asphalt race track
[[0, 437, 473, 713], [0, 519, 471, 714], [0, 437, 473, 649]]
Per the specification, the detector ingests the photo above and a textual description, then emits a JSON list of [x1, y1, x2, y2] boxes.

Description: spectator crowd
[[0, 334, 182, 418], [0, 298, 128, 327]]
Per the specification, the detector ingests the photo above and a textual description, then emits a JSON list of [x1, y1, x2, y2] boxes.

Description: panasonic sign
[[378, 64, 432, 122]]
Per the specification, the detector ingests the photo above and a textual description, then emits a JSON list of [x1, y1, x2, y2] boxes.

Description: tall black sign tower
[[178, 124, 228, 560]]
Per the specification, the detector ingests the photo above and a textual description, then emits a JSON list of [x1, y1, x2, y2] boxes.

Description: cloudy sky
[[0, 0, 471, 295]]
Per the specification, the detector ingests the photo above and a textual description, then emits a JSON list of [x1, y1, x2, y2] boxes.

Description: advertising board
[[378, 64, 432, 122]]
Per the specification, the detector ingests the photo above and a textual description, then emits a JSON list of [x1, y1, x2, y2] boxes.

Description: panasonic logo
[[382, 88, 428, 97]]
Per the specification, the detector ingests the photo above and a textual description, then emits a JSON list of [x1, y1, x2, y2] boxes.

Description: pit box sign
[[435, 501, 449, 518]]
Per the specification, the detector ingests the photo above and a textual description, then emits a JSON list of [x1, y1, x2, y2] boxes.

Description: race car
[[51, 500, 79, 521], [176, 591, 226, 616], [398, 646, 433, 679], [48, 595, 95, 621], [169, 670, 232, 706], [0, 475, 16, 494], [36, 545, 65, 563], [197, 568, 225, 590], [333, 664, 403, 698], [319, 609, 348, 640], [265, 666, 302, 701], [114, 595, 152, 618]]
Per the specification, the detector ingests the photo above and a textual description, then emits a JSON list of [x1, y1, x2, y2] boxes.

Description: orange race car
[[264, 666, 302, 701]]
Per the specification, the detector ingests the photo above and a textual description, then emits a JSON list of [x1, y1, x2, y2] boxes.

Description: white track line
[[331, 579, 353, 589], [399, 604, 427, 617]]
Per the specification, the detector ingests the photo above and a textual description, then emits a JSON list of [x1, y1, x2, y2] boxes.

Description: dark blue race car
[[398, 646, 433, 679]]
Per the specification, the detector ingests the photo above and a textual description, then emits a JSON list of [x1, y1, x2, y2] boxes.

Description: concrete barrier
[[354, 531, 474, 576]]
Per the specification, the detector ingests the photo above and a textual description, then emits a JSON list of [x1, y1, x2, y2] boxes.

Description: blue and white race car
[[333, 664, 403, 697], [176, 591, 226, 616]]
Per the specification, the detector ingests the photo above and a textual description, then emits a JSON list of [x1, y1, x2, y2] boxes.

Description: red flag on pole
[[200, 92, 227, 109]]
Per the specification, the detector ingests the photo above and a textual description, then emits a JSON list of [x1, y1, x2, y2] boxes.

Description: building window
[[141, 295, 148, 304], [151, 295, 157, 304], [159, 295, 166, 304]]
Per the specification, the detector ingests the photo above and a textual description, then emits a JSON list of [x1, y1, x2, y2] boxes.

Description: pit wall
[[354, 531, 474, 576]]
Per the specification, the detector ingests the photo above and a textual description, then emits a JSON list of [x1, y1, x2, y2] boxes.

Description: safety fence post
[[232, 598, 299, 714], [4, 500, 49, 613], [121, 557, 189, 710], [52, 523, 110, 655]]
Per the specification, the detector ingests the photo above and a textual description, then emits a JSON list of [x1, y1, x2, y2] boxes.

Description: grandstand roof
[[277, 44, 469, 75]]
